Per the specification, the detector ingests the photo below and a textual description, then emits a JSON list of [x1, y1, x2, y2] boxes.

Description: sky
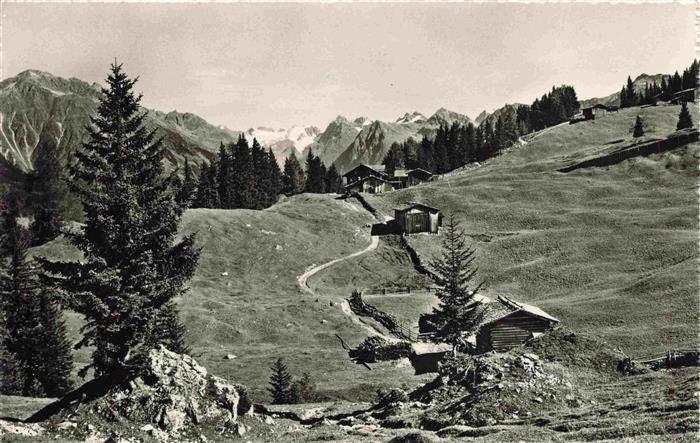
[[1, 2, 696, 130]]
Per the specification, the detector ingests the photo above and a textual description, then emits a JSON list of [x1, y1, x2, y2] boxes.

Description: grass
[[30, 193, 436, 402], [364, 103, 699, 358], [363, 292, 440, 334], [9, 104, 696, 441]]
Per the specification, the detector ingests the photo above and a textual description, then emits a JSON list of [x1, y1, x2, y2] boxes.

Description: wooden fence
[[363, 286, 438, 297], [634, 349, 699, 370], [348, 291, 417, 342], [559, 128, 699, 173]]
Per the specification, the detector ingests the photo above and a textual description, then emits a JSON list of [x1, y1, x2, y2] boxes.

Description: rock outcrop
[[28, 346, 250, 441]]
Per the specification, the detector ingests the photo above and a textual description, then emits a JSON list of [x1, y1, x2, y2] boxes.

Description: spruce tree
[[269, 357, 292, 404], [175, 157, 197, 208], [146, 301, 189, 355], [382, 147, 398, 176], [251, 139, 269, 208], [325, 164, 342, 194], [207, 161, 221, 208], [230, 135, 256, 208], [676, 101, 694, 130], [266, 148, 283, 204], [632, 116, 645, 137], [429, 214, 483, 355], [418, 136, 435, 172], [304, 150, 326, 193], [0, 193, 22, 257], [38, 63, 200, 377], [193, 163, 213, 208], [216, 144, 233, 208], [0, 327, 25, 395], [283, 154, 305, 195], [2, 227, 73, 396], [29, 142, 67, 246]]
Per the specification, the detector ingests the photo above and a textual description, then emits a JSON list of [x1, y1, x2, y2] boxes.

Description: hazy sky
[[1, 2, 696, 129]]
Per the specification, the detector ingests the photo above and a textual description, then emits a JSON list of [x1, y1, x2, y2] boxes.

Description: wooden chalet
[[476, 296, 559, 353], [406, 168, 433, 186], [345, 175, 398, 194], [409, 342, 452, 375], [582, 104, 610, 120], [393, 202, 441, 234], [342, 164, 387, 186]]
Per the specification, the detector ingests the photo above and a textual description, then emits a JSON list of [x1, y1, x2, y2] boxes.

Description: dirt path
[[297, 235, 395, 339]]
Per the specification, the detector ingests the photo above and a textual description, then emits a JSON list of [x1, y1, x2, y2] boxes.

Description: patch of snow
[[41, 86, 66, 96]]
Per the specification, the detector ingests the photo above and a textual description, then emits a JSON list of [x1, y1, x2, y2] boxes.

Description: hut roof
[[342, 163, 385, 177], [393, 202, 440, 213], [485, 295, 560, 325], [393, 169, 408, 178], [344, 174, 395, 189], [407, 168, 433, 176]]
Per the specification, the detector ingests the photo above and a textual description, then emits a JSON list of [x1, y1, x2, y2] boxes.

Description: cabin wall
[[477, 312, 554, 353]]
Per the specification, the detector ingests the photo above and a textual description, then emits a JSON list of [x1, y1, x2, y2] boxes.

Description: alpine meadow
[[0, 3, 697, 442]]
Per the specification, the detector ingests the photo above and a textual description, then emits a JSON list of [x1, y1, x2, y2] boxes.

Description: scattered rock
[[275, 244, 283, 251], [34, 346, 248, 439], [264, 416, 275, 425], [437, 424, 476, 437], [221, 271, 229, 276], [321, 319, 328, 324], [224, 354, 237, 360]]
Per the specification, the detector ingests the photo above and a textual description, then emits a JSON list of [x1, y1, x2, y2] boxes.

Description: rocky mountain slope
[[0, 70, 240, 179], [245, 125, 321, 166], [332, 108, 471, 173]]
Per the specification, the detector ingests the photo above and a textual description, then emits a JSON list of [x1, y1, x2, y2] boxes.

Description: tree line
[[189, 144, 342, 210], [620, 59, 698, 108], [383, 85, 579, 175]]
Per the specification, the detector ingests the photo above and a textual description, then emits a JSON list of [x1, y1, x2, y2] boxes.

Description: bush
[[376, 387, 409, 407], [351, 336, 412, 363]]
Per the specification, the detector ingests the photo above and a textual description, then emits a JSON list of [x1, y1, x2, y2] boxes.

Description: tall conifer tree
[[29, 142, 67, 246], [38, 63, 199, 377], [676, 101, 694, 130]]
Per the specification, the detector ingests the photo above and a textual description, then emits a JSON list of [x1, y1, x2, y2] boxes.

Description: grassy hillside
[[32, 194, 435, 401], [365, 103, 699, 357]]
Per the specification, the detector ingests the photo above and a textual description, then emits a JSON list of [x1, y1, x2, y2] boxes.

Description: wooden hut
[[394, 203, 441, 234], [409, 342, 452, 374], [342, 164, 387, 186], [476, 296, 559, 353], [344, 175, 397, 194], [582, 104, 610, 120], [406, 168, 433, 186]]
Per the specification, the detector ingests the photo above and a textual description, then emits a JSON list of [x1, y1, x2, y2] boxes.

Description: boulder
[[37, 346, 247, 439]]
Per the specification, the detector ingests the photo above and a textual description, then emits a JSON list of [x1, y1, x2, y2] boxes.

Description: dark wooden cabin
[[406, 168, 433, 186], [345, 175, 398, 194], [409, 342, 452, 374], [582, 104, 610, 120], [476, 296, 559, 353], [394, 203, 441, 234], [342, 164, 387, 186]]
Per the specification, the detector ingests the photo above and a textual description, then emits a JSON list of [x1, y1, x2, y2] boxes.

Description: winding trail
[[297, 235, 394, 339]]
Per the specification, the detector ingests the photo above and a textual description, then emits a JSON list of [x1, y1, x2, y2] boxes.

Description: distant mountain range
[[0, 70, 475, 178], [2, 69, 663, 183]]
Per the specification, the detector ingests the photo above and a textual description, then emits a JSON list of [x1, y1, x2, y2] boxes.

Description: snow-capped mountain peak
[[396, 111, 427, 124]]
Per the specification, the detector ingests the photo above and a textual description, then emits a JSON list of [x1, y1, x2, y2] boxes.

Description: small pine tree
[[283, 154, 305, 195], [29, 142, 67, 246], [429, 214, 483, 355], [268, 357, 292, 404], [0, 328, 25, 395], [632, 116, 645, 137], [0, 192, 22, 257], [146, 301, 189, 355], [176, 158, 197, 208], [1, 227, 73, 396], [676, 101, 694, 130], [325, 164, 342, 194]]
